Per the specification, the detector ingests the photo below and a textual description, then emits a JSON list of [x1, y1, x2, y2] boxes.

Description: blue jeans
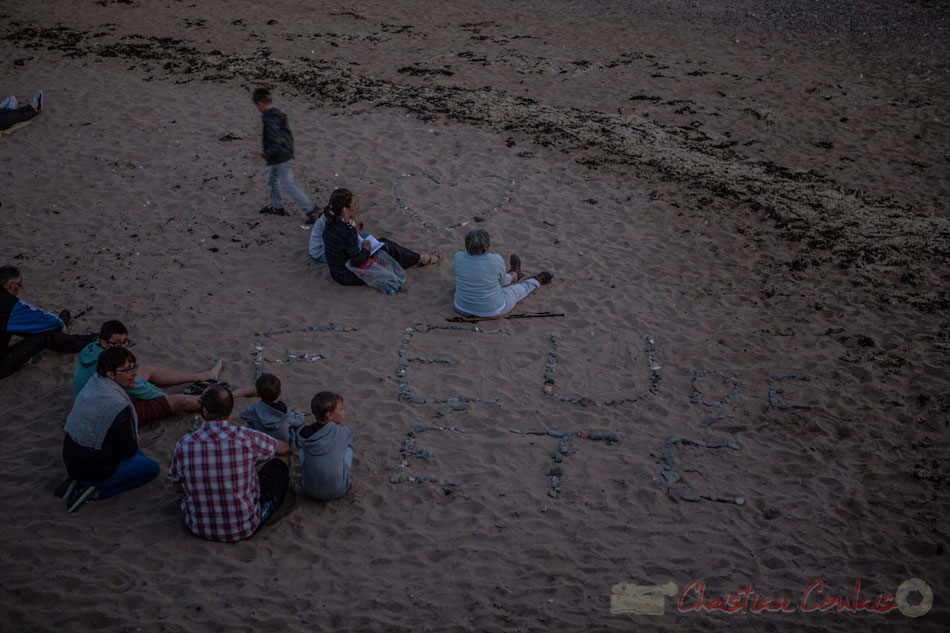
[[344, 445, 354, 469], [95, 450, 160, 499], [266, 160, 313, 213]]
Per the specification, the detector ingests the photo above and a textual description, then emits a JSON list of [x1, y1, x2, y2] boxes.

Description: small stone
[[547, 466, 563, 477], [551, 476, 560, 489], [416, 324, 429, 332], [547, 490, 558, 499], [682, 489, 701, 502], [661, 470, 680, 484], [409, 396, 427, 404], [390, 475, 400, 484]]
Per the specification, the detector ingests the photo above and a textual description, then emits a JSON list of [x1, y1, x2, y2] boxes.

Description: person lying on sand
[[168, 385, 292, 543], [0, 264, 94, 381], [0, 89, 42, 132], [62, 347, 161, 512], [453, 229, 552, 318], [321, 188, 442, 287], [297, 391, 354, 501], [72, 319, 256, 424]]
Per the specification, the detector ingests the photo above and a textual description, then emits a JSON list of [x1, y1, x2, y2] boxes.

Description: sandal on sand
[[533, 271, 553, 285], [183, 379, 231, 396], [509, 254, 523, 280], [259, 206, 288, 216]]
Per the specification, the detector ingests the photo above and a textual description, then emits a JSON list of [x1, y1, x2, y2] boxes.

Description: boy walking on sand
[[251, 88, 315, 222]]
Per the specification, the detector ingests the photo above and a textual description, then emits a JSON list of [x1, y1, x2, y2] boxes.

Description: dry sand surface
[[1, 0, 948, 631]]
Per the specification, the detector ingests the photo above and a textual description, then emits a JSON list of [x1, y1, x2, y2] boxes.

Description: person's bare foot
[[419, 251, 443, 266], [533, 271, 553, 285], [205, 358, 224, 381]]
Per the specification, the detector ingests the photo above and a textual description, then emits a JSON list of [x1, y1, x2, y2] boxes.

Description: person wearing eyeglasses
[[0, 264, 94, 381], [61, 347, 161, 512], [72, 319, 255, 425]]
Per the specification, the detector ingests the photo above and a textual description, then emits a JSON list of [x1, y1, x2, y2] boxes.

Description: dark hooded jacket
[[260, 107, 294, 165]]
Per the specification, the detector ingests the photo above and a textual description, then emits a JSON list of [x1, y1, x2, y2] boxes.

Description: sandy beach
[[1, 0, 948, 630]]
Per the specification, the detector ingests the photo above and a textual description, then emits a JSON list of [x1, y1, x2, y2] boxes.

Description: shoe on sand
[[58, 309, 72, 328], [33, 90, 43, 111], [509, 254, 522, 280], [54, 478, 76, 499], [533, 271, 553, 285], [66, 482, 97, 513], [259, 206, 287, 216]]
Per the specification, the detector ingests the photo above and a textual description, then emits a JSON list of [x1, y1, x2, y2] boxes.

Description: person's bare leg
[[166, 394, 201, 413], [138, 358, 223, 388], [232, 386, 257, 398]]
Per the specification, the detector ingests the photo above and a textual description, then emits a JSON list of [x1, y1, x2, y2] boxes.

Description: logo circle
[[895, 578, 933, 618]]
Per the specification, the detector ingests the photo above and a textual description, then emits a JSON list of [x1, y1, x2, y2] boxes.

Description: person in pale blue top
[[453, 229, 553, 318], [308, 213, 329, 262]]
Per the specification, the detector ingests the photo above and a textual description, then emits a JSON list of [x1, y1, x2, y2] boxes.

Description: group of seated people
[[3, 183, 554, 543], [1, 265, 354, 542], [308, 188, 554, 315], [63, 343, 354, 542]]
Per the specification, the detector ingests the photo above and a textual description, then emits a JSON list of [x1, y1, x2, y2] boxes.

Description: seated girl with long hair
[[320, 188, 442, 287]]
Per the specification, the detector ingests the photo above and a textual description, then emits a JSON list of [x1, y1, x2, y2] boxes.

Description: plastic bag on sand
[[346, 249, 406, 295]]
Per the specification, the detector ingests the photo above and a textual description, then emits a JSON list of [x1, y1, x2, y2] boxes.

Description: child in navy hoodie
[[239, 373, 303, 448], [297, 391, 353, 500]]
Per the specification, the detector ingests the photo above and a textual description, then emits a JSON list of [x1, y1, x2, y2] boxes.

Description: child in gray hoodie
[[297, 391, 353, 501], [239, 373, 304, 448]]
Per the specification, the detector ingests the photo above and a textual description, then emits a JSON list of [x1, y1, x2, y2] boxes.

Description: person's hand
[[61, 326, 68, 333], [275, 440, 292, 456], [361, 240, 373, 252], [251, 150, 264, 159]]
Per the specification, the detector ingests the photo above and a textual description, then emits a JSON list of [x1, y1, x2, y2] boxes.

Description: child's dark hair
[[256, 373, 281, 403], [99, 319, 128, 341], [322, 188, 353, 222], [252, 87, 272, 104], [311, 391, 343, 421]]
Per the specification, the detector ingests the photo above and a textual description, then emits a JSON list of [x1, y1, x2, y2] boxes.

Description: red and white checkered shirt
[[167, 419, 277, 543]]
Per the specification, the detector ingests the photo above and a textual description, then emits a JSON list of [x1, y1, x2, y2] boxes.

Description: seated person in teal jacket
[[73, 320, 253, 424]]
